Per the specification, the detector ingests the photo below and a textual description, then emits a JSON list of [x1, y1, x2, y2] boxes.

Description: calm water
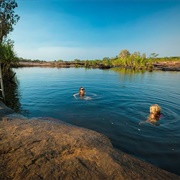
[[10, 67, 180, 175]]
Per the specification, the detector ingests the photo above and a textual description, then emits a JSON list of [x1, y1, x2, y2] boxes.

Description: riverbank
[[0, 101, 180, 179], [16, 60, 180, 71]]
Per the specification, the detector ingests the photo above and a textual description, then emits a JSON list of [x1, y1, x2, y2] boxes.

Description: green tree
[[0, 39, 18, 78], [74, 59, 80, 63], [0, 0, 20, 43], [103, 57, 110, 61], [132, 51, 141, 58], [0, 0, 19, 81], [142, 53, 146, 60], [118, 49, 131, 59]]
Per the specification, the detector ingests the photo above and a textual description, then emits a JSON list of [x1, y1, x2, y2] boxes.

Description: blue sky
[[10, 0, 180, 61]]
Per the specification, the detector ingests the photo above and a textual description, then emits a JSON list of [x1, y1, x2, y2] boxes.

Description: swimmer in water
[[139, 104, 162, 126], [73, 87, 86, 99], [148, 104, 161, 123], [73, 87, 93, 100]]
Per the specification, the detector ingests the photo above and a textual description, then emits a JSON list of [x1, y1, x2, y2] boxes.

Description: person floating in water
[[139, 104, 162, 126], [148, 104, 161, 123], [73, 87, 94, 100], [73, 87, 86, 99]]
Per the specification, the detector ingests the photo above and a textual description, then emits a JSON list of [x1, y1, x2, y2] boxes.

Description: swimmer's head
[[150, 104, 161, 115], [79, 87, 85, 96]]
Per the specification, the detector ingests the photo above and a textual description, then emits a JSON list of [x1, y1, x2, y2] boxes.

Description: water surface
[[10, 67, 180, 175]]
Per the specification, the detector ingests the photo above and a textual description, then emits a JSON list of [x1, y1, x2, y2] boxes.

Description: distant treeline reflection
[[111, 68, 146, 75]]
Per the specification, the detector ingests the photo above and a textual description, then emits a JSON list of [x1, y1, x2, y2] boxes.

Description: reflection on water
[[4, 69, 29, 116], [5, 67, 180, 176], [111, 67, 146, 75]]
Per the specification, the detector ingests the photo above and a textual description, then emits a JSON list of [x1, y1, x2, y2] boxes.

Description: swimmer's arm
[[73, 93, 79, 99]]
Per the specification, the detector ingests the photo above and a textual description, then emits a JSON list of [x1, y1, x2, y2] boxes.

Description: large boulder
[[0, 102, 179, 179]]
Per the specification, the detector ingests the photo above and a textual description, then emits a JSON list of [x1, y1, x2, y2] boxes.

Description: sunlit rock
[[0, 102, 179, 179]]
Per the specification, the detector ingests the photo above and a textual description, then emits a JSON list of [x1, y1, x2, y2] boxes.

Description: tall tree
[[0, 39, 18, 78], [118, 49, 131, 59], [0, 0, 20, 43]]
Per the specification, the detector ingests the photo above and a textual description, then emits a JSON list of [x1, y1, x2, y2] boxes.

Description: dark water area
[[6, 67, 180, 175]]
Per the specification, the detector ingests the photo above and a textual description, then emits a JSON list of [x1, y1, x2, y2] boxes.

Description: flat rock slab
[[0, 102, 179, 179], [153, 61, 180, 71]]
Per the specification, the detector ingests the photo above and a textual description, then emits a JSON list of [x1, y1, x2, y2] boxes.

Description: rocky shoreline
[[153, 61, 180, 71], [0, 101, 180, 179]]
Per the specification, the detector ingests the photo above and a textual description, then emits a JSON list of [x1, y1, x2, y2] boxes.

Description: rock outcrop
[[0, 102, 179, 180], [153, 61, 180, 71]]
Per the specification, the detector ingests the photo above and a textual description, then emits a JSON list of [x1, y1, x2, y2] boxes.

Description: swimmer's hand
[[84, 96, 92, 100]]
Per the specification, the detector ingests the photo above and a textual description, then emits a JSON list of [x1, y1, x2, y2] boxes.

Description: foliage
[[74, 59, 80, 63], [0, 0, 20, 43], [101, 59, 112, 67], [0, 0, 20, 83], [111, 50, 152, 70], [118, 49, 131, 59], [0, 39, 18, 78], [57, 59, 63, 62]]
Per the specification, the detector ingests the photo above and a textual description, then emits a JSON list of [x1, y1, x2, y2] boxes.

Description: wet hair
[[150, 104, 161, 115]]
